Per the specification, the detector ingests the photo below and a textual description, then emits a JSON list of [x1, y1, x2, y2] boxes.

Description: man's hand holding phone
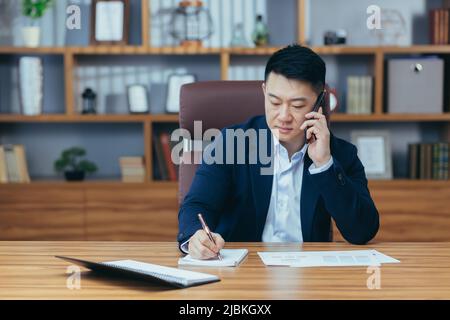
[[300, 99, 332, 167]]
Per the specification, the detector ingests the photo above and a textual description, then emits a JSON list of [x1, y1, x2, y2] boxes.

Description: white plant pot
[[22, 26, 40, 47]]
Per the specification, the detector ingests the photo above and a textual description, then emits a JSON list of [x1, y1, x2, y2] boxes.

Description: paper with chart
[[257, 250, 400, 267]]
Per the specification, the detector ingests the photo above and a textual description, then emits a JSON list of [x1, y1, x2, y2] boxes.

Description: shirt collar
[[271, 132, 308, 162]]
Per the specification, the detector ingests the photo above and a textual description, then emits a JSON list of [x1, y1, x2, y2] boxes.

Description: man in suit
[[178, 44, 379, 259]]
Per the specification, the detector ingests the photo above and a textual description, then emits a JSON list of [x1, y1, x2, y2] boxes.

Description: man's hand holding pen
[[188, 229, 225, 260]]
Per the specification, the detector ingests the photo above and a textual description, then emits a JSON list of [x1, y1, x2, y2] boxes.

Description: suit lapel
[[250, 117, 274, 240], [301, 133, 337, 241], [300, 152, 320, 242]]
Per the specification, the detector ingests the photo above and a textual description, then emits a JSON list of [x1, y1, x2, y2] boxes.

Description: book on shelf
[[0, 145, 31, 183], [160, 132, 177, 181], [153, 133, 168, 181], [408, 142, 449, 180], [429, 8, 450, 45], [152, 130, 178, 182], [346, 76, 372, 114], [119, 156, 146, 183]]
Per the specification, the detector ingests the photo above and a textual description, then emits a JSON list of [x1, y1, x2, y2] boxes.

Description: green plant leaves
[[22, 0, 53, 19], [54, 147, 97, 174], [77, 160, 98, 173]]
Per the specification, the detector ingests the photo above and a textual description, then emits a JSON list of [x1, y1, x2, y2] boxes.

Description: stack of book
[[153, 131, 178, 181], [408, 143, 449, 180], [0, 145, 31, 183], [346, 76, 373, 114], [429, 8, 450, 45], [119, 157, 146, 183]]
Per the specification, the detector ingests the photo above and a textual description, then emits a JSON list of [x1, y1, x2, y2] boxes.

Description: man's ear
[[262, 82, 266, 95]]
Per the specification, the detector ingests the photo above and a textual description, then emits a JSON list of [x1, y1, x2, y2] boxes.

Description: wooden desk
[[0, 241, 449, 299]]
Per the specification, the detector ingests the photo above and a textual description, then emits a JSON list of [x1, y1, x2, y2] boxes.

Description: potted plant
[[21, 0, 53, 47], [54, 147, 98, 182]]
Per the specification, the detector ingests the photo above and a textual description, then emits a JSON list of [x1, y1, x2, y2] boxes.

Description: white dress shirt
[[180, 134, 334, 252], [261, 133, 333, 243]]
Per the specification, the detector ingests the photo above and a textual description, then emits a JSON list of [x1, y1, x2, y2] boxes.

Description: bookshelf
[[1, 0, 450, 241]]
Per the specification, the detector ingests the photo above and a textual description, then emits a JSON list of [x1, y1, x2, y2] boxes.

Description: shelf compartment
[[73, 54, 220, 115], [0, 53, 65, 115], [0, 122, 145, 181]]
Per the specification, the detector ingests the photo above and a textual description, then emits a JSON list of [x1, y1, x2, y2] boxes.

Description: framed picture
[[127, 85, 149, 114], [351, 130, 393, 179], [166, 74, 196, 113], [90, 0, 129, 45]]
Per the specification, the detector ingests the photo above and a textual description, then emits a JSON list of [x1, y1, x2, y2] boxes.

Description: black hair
[[264, 44, 326, 94]]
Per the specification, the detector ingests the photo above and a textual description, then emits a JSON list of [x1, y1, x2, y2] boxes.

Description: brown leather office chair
[[178, 80, 264, 205]]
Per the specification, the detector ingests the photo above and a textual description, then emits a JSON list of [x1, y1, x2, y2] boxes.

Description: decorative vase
[[64, 171, 85, 182], [22, 26, 40, 47], [252, 14, 269, 47], [19, 57, 43, 115]]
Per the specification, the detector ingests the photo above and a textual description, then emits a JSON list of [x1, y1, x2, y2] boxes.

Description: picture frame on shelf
[[351, 130, 393, 180], [127, 84, 149, 114], [90, 0, 129, 45], [166, 74, 196, 113]]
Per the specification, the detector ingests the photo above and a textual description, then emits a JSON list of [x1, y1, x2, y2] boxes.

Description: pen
[[198, 213, 223, 260]]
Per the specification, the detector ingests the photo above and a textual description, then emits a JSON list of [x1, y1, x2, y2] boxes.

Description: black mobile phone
[[305, 91, 326, 144]]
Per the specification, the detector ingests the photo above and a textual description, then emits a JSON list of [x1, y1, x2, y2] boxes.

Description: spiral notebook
[[178, 249, 248, 267], [55, 255, 220, 288]]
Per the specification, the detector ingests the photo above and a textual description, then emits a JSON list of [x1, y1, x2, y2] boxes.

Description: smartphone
[[305, 91, 326, 144]]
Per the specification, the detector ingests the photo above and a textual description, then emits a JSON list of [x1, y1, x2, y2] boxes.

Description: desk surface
[[0, 241, 449, 299]]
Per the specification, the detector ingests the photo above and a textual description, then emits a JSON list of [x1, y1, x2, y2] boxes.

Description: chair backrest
[[178, 80, 264, 204]]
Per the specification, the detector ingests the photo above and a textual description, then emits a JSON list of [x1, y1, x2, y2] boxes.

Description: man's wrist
[[313, 155, 332, 168], [309, 156, 333, 175]]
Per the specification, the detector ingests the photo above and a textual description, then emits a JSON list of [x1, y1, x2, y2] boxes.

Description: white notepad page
[[102, 259, 219, 286], [178, 249, 249, 267]]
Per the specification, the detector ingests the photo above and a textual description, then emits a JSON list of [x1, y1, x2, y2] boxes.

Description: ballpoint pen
[[198, 213, 223, 260]]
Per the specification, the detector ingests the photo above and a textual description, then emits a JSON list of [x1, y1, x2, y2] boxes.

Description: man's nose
[[278, 104, 291, 121]]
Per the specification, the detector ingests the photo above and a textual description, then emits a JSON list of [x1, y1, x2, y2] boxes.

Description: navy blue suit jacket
[[178, 115, 379, 247]]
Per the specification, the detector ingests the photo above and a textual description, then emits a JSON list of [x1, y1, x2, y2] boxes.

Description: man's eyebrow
[[268, 93, 307, 102]]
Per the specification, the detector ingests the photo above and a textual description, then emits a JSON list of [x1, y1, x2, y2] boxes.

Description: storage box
[[387, 57, 444, 113]]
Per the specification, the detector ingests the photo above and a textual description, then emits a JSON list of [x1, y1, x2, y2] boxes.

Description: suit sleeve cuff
[[180, 239, 190, 254], [308, 156, 334, 174]]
